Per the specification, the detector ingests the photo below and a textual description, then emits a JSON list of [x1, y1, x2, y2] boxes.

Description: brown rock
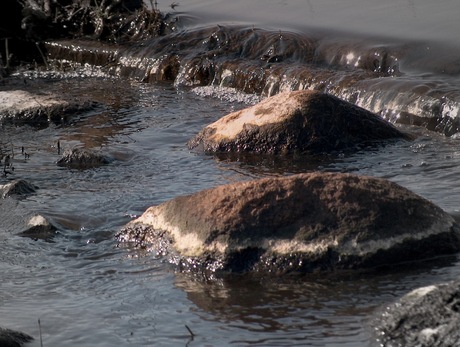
[[188, 90, 410, 154], [118, 172, 460, 275], [0, 179, 37, 199]]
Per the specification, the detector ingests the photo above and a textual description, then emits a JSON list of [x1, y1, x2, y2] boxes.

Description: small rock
[[0, 327, 33, 347], [57, 147, 113, 169], [0, 90, 93, 126], [19, 214, 57, 240], [0, 198, 56, 239], [188, 90, 410, 154], [0, 179, 38, 199], [376, 280, 460, 347]]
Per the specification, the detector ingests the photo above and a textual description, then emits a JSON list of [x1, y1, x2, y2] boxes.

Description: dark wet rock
[[118, 172, 460, 275], [0, 179, 38, 199], [188, 90, 410, 154], [0, 197, 57, 239], [57, 147, 113, 169], [0, 327, 33, 347], [376, 280, 460, 347]]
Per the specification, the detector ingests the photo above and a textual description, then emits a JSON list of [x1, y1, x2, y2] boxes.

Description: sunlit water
[[2, 1, 460, 346]]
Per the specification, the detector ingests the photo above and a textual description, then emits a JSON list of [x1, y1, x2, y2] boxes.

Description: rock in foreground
[[376, 280, 460, 347], [188, 90, 409, 154], [118, 172, 460, 275]]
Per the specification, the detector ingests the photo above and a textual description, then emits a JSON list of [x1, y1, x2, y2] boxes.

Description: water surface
[[2, 1, 460, 346]]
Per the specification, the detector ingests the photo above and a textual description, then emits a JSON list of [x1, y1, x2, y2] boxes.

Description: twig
[[185, 324, 195, 339], [38, 319, 43, 347], [35, 42, 49, 69]]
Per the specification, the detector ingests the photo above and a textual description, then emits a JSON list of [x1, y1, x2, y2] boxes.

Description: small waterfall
[[45, 24, 460, 135]]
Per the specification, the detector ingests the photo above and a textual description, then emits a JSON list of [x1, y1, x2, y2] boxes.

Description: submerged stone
[[188, 90, 409, 154], [0, 179, 37, 199], [19, 214, 57, 240], [0, 197, 57, 240], [118, 172, 460, 275], [57, 147, 113, 170], [376, 280, 460, 347], [0, 327, 33, 347]]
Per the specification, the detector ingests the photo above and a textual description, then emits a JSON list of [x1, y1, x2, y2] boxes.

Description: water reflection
[[174, 255, 460, 346]]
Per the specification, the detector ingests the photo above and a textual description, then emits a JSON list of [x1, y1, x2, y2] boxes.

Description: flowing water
[[2, 1, 460, 346]]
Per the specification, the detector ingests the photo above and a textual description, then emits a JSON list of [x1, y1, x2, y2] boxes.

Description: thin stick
[[35, 42, 49, 69], [185, 324, 195, 338], [38, 319, 43, 347], [5, 38, 9, 69]]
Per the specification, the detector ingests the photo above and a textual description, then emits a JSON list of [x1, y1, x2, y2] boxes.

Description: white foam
[[192, 86, 261, 105]]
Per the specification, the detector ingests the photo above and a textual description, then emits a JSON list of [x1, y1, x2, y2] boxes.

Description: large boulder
[[376, 280, 460, 347], [188, 90, 410, 154], [118, 172, 460, 275]]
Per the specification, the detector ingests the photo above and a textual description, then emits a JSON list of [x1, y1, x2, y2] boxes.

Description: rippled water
[[2, 1, 460, 346], [1, 76, 460, 347]]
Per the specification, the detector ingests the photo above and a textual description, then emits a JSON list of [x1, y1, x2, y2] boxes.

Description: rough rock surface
[[118, 172, 460, 275], [57, 147, 113, 169], [0, 327, 33, 347], [188, 90, 410, 154], [376, 280, 460, 347], [0, 179, 37, 199]]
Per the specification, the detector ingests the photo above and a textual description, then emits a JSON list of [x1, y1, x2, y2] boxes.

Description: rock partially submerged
[[188, 90, 410, 154], [0, 198, 57, 240], [376, 280, 460, 347], [57, 147, 113, 169], [118, 172, 460, 275], [0, 327, 33, 347], [0, 179, 38, 199], [0, 90, 93, 126]]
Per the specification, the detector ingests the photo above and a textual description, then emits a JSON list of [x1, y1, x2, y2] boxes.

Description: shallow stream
[[2, 1, 460, 346]]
